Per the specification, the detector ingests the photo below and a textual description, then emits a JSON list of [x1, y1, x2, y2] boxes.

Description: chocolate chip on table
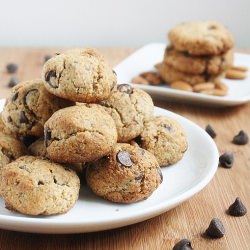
[[117, 84, 133, 94], [19, 111, 29, 124], [44, 54, 52, 63], [7, 76, 19, 88], [116, 151, 133, 167], [228, 197, 247, 217], [205, 124, 217, 138], [172, 239, 193, 250], [232, 130, 249, 145], [219, 151, 234, 168], [6, 63, 18, 74], [205, 218, 225, 238]]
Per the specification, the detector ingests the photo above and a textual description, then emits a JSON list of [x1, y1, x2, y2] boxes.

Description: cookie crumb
[[228, 197, 247, 217]]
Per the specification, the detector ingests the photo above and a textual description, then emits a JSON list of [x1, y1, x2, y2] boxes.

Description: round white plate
[[0, 99, 218, 234], [115, 43, 250, 107]]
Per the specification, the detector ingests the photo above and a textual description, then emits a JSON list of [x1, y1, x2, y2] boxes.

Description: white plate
[[114, 43, 250, 106], [0, 99, 218, 234]]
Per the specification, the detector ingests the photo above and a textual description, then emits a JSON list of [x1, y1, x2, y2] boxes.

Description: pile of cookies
[[132, 21, 248, 96], [0, 48, 187, 216]]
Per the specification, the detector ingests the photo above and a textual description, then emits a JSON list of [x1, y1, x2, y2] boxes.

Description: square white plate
[[114, 43, 250, 107]]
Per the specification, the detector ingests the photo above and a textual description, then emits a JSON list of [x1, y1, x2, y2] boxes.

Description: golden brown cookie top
[[168, 21, 234, 55]]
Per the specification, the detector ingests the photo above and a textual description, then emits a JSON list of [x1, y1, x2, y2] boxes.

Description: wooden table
[[0, 48, 249, 250]]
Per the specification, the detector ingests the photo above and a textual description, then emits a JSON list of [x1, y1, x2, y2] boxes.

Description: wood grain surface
[[0, 48, 249, 250]]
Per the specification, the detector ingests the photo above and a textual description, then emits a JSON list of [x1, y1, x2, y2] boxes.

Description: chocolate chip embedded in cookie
[[137, 116, 187, 166], [1, 79, 73, 137], [44, 104, 117, 163], [0, 132, 27, 168], [168, 21, 234, 55], [100, 84, 154, 142], [42, 48, 117, 103], [0, 156, 80, 216], [86, 143, 162, 203]]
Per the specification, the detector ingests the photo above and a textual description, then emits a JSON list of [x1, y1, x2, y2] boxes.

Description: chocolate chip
[[133, 136, 142, 147], [163, 123, 173, 132], [116, 151, 133, 167], [205, 218, 225, 238], [173, 239, 193, 250], [44, 54, 52, 63], [45, 70, 58, 88], [233, 130, 249, 145], [20, 135, 38, 147], [117, 84, 133, 94], [38, 181, 44, 185], [110, 81, 116, 91], [228, 197, 247, 217], [157, 168, 163, 184], [7, 116, 12, 123], [12, 92, 19, 101], [205, 124, 217, 138], [112, 69, 117, 75], [23, 89, 39, 106], [44, 127, 52, 147], [20, 111, 29, 124], [19, 165, 26, 170], [7, 76, 19, 88], [135, 172, 144, 181], [219, 151, 234, 168], [64, 167, 71, 172], [6, 63, 18, 74]]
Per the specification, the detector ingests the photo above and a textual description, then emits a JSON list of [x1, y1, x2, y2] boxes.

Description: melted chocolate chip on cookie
[[117, 84, 133, 94], [117, 151, 133, 167]]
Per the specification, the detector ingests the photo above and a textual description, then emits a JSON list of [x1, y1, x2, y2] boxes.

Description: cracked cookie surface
[[100, 84, 154, 142], [164, 46, 233, 75], [44, 104, 117, 163], [168, 21, 234, 55], [135, 116, 187, 166], [42, 48, 117, 102], [86, 143, 162, 203], [0, 132, 27, 168], [0, 156, 80, 215], [1, 79, 73, 137]]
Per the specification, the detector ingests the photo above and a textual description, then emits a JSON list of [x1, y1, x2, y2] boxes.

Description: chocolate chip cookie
[[164, 46, 233, 75], [42, 48, 117, 102], [0, 132, 27, 168], [1, 79, 73, 137], [44, 104, 117, 163], [168, 21, 234, 55], [159, 63, 224, 85], [135, 116, 187, 166], [100, 84, 154, 142], [0, 112, 18, 138], [86, 143, 162, 203], [0, 156, 80, 215]]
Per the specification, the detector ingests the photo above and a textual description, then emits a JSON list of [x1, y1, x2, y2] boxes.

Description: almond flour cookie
[[0, 132, 27, 168], [168, 21, 234, 55], [1, 79, 73, 137], [28, 137, 85, 174], [164, 46, 234, 75], [42, 48, 117, 103], [86, 143, 162, 203], [100, 84, 154, 142], [44, 105, 117, 163], [159, 63, 224, 85], [0, 156, 80, 215], [135, 116, 187, 166]]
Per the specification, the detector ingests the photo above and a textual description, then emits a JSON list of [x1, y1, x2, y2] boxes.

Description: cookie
[[1, 79, 73, 137], [168, 21, 234, 55], [135, 116, 187, 166], [0, 112, 18, 138], [86, 143, 162, 203], [28, 137, 85, 174], [100, 84, 154, 142], [159, 63, 224, 85], [164, 46, 234, 75], [44, 104, 117, 163], [42, 48, 117, 103], [0, 156, 80, 215], [0, 132, 27, 168]]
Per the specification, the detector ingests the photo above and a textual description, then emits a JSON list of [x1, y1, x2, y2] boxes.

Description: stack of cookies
[[158, 21, 234, 95], [0, 48, 188, 216]]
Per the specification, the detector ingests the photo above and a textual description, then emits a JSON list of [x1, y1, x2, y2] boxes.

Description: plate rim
[[114, 43, 250, 106], [0, 99, 219, 233]]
